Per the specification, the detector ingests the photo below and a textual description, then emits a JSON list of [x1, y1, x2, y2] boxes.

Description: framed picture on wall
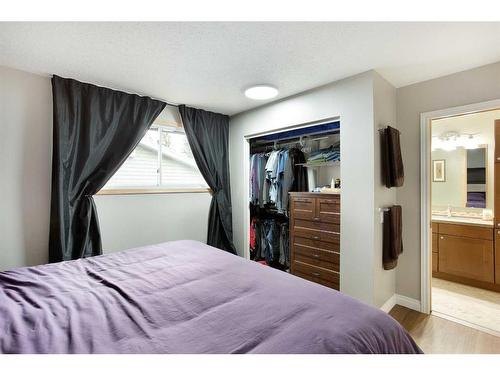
[[433, 159, 446, 182]]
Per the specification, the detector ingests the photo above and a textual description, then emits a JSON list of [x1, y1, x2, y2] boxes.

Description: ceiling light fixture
[[244, 85, 278, 100]]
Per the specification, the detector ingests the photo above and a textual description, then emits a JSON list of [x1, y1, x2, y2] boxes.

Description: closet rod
[[254, 133, 334, 146]]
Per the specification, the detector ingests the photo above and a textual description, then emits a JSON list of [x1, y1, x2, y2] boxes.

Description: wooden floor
[[389, 305, 500, 353]]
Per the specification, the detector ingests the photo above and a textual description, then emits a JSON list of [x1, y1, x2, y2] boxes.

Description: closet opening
[[247, 120, 341, 290]]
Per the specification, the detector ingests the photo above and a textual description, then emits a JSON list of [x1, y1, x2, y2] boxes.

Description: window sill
[[95, 188, 212, 196]]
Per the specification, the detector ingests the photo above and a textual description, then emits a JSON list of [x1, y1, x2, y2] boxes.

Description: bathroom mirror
[[466, 147, 487, 208], [431, 145, 490, 210]]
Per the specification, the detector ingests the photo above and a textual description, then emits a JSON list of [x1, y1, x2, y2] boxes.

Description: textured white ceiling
[[1, 22, 500, 115]]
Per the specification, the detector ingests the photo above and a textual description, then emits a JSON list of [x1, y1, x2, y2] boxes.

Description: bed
[[0, 240, 421, 354]]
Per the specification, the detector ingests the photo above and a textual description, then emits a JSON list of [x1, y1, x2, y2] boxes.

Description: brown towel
[[383, 205, 403, 270], [381, 126, 404, 188]]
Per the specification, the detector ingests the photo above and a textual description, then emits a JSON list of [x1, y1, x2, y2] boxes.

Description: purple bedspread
[[0, 240, 421, 354]]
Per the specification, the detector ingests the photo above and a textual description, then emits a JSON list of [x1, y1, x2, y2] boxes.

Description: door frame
[[420, 98, 500, 314]]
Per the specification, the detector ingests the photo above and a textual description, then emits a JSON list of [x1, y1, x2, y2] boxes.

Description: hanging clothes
[[288, 147, 309, 193], [250, 216, 290, 270], [250, 147, 308, 213], [249, 152, 269, 208]]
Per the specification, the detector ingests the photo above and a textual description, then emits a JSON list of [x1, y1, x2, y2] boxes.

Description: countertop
[[431, 215, 494, 228]]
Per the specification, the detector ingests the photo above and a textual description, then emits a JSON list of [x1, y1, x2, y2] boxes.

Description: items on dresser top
[[289, 192, 340, 290]]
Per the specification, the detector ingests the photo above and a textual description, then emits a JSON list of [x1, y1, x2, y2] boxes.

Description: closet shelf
[[296, 161, 340, 168]]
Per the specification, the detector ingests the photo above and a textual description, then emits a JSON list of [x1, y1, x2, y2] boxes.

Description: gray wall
[[94, 193, 211, 253], [396, 61, 500, 300], [0, 65, 211, 271], [373, 72, 397, 307], [431, 148, 467, 208], [230, 71, 392, 306], [0, 65, 52, 270]]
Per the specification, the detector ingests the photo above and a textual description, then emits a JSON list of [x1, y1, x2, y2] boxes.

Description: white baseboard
[[395, 294, 422, 312], [380, 294, 397, 313], [380, 294, 421, 313]]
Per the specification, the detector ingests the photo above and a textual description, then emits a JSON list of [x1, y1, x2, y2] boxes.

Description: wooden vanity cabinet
[[496, 230, 500, 285], [433, 222, 496, 287], [432, 223, 439, 273], [438, 234, 494, 283], [495, 119, 500, 229], [495, 162, 500, 229], [494, 119, 500, 163]]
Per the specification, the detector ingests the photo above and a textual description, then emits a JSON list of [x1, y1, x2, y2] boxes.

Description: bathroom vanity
[[432, 216, 500, 291]]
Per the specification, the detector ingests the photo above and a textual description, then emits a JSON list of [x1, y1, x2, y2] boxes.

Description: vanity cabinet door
[[496, 230, 500, 284], [438, 235, 494, 283], [496, 163, 500, 228]]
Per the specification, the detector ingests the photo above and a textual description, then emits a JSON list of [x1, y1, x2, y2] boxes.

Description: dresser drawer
[[294, 236, 340, 253], [294, 227, 340, 244], [294, 245, 339, 271], [294, 218, 340, 234], [293, 270, 339, 290], [317, 198, 340, 223], [291, 196, 315, 220], [292, 261, 339, 289], [438, 223, 493, 241]]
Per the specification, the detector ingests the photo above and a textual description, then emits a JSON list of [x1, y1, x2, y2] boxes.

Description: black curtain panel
[[49, 76, 166, 262], [179, 105, 236, 254]]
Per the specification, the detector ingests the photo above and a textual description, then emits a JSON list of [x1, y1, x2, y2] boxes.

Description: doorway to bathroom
[[421, 101, 500, 336]]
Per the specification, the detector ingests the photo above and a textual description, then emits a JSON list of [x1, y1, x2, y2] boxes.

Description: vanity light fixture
[[432, 131, 480, 151], [244, 85, 279, 100]]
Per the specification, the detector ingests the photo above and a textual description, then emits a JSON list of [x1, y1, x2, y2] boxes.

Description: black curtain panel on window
[[179, 105, 236, 254], [49, 76, 166, 262]]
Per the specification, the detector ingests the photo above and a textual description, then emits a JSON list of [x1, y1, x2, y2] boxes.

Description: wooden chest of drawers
[[289, 192, 340, 290]]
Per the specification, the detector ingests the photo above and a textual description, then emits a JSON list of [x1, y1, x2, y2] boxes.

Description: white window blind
[[102, 125, 208, 190]]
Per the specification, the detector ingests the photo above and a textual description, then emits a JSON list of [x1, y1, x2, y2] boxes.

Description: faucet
[[447, 204, 452, 217]]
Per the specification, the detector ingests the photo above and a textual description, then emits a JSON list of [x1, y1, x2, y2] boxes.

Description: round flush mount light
[[244, 85, 279, 100]]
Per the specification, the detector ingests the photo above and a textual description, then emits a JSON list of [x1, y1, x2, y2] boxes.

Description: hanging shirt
[[265, 151, 280, 203]]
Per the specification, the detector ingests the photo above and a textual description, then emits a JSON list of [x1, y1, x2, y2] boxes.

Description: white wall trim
[[380, 294, 397, 313], [380, 294, 421, 313], [420, 98, 500, 314], [396, 294, 422, 312]]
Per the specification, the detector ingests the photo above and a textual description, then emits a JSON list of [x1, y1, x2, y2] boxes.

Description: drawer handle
[[295, 198, 309, 202], [311, 272, 320, 277], [312, 236, 320, 240], [497, 231, 500, 235], [312, 254, 320, 259], [497, 157, 500, 161], [440, 236, 444, 240], [313, 217, 320, 221]]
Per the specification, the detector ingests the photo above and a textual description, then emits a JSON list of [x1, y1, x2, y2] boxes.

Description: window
[[100, 125, 209, 194]]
